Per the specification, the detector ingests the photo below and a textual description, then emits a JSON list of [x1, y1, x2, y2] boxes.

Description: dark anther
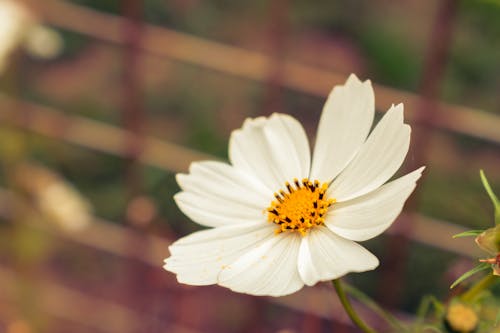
[[285, 216, 291, 222], [269, 209, 278, 215]]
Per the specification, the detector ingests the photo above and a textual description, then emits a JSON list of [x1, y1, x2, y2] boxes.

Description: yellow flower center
[[267, 178, 335, 236]]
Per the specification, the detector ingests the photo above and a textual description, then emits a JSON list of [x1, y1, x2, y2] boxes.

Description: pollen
[[267, 178, 335, 236]]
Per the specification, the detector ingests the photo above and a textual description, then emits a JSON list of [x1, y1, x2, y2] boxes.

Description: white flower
[[0, 0, 62, 73], [13, 163, 93, 232], [23, 24, 63, 60], [0, 0, 33, 72], [164, 74, 424, 296]]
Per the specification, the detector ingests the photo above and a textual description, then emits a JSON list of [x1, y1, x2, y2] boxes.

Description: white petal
[[218, 233, 304, 296], [229, 114, 310, 192], [164, 223, 275, 286], [310, 74, 375, 183], [174, 191, 265, 227], [263, 114, 311, 183], [298, 226, 379, 286], [325, 167, 425, 242], [329, 104, 411, 201], [177, 161, 272, 210], [229, 117, 277, 191]]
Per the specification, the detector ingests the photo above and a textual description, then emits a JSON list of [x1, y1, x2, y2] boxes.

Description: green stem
[[461, 274, 497, 303], [332, 279, 377, 333]]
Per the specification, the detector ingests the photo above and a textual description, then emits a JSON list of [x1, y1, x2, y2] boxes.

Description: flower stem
[[332, 279, 377, 333], [461, 274, 497, 303]]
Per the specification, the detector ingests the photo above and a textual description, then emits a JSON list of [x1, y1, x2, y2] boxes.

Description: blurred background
[[0, 0, 499, 332]]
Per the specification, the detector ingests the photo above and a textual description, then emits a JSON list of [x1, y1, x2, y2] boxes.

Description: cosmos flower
[[13, 163, 93, 232], [0, 0, 62, 73], [164, 74, 424, 296]]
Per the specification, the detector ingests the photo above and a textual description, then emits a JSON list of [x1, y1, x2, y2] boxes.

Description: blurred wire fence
[[0, 0, 499, 332]]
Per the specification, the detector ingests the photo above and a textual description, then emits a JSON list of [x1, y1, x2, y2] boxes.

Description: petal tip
[[175, 173, 188, 188], [392, 103, 404, 114], [346, 73, 370, 86], [370, 256, 380, 270], [403, 166, 426, 186], [416, 166, 426, 177], [346, 73, 361, 84], [172, 191, 184, 204], [349, 73, 373, 84], [162, 259, 171, 271], [386, 103, 405, 122]]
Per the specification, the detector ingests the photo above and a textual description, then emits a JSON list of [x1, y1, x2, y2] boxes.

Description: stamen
[[266, 179, 336, 236]]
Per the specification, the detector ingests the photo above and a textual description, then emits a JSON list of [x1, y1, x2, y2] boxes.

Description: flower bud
[[475, 225, 500, 255], [445, 301, 478, 333]]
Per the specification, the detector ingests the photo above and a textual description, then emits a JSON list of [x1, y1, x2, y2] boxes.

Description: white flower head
[[0, 0, 34, 72], [164, 74, 425, 296], [23, 24, 63, 60], [13, 163, 93, 232], [0, 0, 62, 73]]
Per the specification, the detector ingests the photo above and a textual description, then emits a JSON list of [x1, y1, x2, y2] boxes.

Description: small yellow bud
[[445, 301, 478, 333]]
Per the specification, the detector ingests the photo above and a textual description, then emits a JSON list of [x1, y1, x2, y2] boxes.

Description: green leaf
[[480, 170, 500, 225], [452, 230, 485, 238], [450, 262, 491, 289]]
